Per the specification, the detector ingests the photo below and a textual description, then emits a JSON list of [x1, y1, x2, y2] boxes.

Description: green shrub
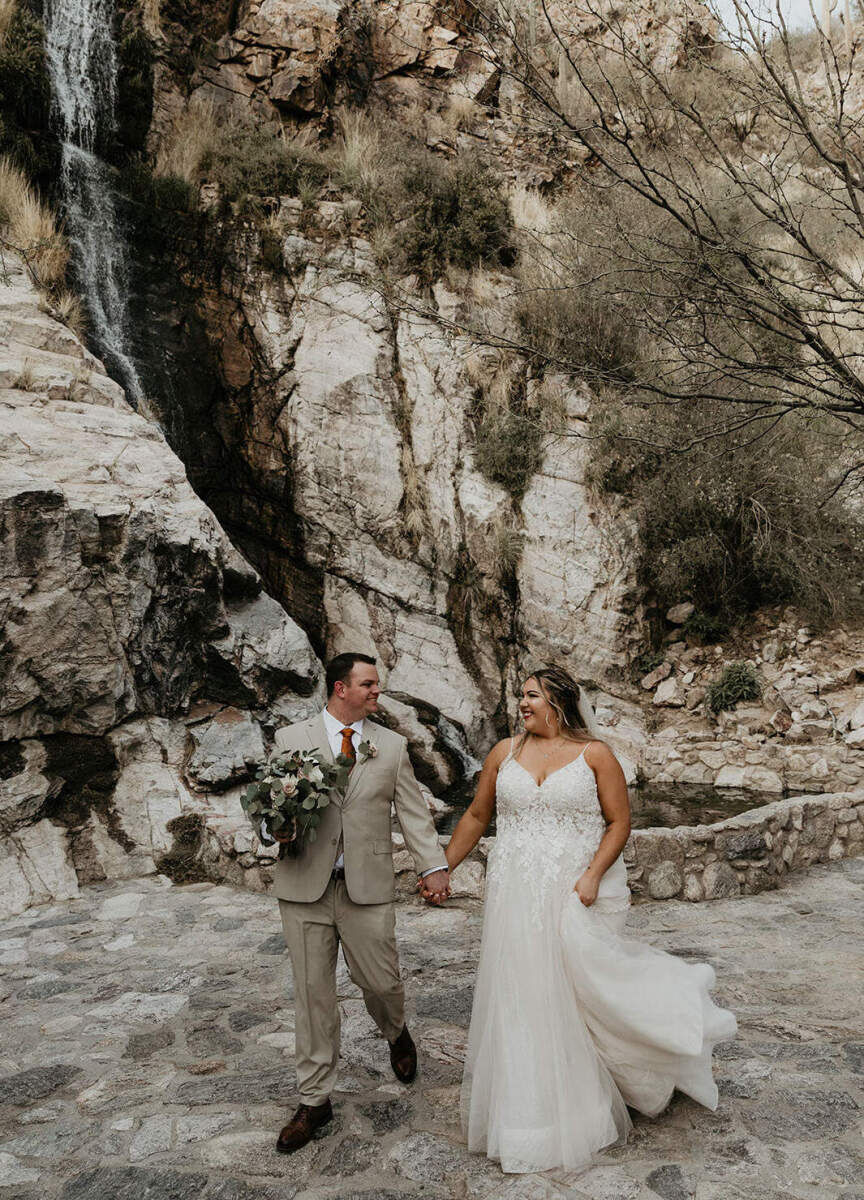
[[391, 156, 514, 281], [474, 406, 544, 499], [120, 162, 195, 213], [115, 22, 154, 155], [201, 123, 329, 212], [259, 224, 284, 271], [682, 610, 729, 644], [589, 401, 864, 628], [0, 7, 57, 186], [706, 661, 761, 713], [151, 172, 195, 211]]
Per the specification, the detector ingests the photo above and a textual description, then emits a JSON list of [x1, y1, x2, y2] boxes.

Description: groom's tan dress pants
[[279, 877, 405, 1105]]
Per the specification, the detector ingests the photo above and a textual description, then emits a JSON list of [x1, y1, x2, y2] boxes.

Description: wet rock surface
[[0, 858, 861, 1199]]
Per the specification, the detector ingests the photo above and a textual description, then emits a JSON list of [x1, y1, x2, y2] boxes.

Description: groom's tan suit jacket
[[272, 714, 445, 904]]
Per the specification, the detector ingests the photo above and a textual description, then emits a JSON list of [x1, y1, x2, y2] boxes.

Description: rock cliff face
[[123, 0, 864, 786], [4, 0, 864, 917], [133, 202, 641, 768], [0, 254, 322, 917]]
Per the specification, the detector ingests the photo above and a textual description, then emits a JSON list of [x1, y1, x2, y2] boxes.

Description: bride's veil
[[576, 688, 604, 740]]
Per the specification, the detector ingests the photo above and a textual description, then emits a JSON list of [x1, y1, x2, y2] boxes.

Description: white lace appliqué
[[488, 753, 609, 927]]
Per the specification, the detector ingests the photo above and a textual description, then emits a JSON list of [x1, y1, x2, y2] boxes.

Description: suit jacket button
[[331, 839, 338, 845]]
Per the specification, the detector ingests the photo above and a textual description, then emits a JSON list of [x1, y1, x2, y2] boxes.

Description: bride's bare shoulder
[[486, 737, 514, 768], [581, 739, 618, 768]]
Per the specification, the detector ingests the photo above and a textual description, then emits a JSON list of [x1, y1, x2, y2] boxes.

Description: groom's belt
[[331, 866, 346, 881]]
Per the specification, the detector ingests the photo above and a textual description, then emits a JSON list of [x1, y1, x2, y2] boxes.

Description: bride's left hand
[[573, 869, 599, 907]]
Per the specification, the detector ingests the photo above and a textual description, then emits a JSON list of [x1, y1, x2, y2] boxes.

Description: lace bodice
[[496, 747, 606, 842], [489, 744, 609, 924]]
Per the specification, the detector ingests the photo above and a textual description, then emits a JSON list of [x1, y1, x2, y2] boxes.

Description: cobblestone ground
[[0, 858, 862, 1200]]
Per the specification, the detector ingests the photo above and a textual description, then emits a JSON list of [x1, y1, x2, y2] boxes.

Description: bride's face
[[519, 677, 558, 737]]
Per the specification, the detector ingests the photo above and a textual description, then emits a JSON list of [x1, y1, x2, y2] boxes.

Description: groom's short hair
[[326, 652, 377, 696]]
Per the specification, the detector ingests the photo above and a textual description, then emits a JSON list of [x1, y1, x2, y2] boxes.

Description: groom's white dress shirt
[[267, 707, 446, 879]]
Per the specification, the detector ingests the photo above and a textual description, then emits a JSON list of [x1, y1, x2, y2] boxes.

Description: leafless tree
[[421, 0, 864, 477]]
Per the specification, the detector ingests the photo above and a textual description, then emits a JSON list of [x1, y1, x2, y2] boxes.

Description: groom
[[265, 652, 451, 1153]]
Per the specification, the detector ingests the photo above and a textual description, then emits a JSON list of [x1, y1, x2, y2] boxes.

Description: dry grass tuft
[[335, 108, 384, 196], [155, 95, 220, 185], [53, 290, 87, 339], [12, 357, 37, 390], [0, 155, 68, 286], [400, 444, 427, 540], [509, 185, 554, 234], [0, 0, 16, 42], [493, 520, 525, 578], [140, 0, 161, 39], [443, 93, 478, 130]]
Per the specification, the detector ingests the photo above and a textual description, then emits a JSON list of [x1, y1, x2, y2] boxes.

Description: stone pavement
[[0, 859, 862, 1200]]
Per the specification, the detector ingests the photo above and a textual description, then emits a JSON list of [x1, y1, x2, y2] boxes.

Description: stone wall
[[624, 790, 864, 901], [158, 785, 864, 906]]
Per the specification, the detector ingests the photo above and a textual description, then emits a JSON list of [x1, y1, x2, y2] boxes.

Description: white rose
[[306, 765, 324, 786], [366, 742, 378, 758]]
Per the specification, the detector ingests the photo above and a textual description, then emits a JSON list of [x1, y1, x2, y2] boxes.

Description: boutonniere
[[357, 739, 378, 764]]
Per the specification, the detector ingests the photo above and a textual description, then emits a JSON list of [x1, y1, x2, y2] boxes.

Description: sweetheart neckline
[[507, 751, 589, 791]]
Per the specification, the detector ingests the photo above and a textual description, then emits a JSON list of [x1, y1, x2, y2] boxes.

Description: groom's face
[[335, 663, 381, 720]]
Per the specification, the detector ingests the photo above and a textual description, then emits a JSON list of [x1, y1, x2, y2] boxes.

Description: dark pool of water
[[435, 781, 773, 837]]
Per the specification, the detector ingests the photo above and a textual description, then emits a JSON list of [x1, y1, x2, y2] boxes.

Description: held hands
[[573, 868, 600, 907], [417, 868, 451, 905]]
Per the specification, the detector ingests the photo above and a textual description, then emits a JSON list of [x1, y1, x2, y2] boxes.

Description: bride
[[441, 665, 737, 1174]]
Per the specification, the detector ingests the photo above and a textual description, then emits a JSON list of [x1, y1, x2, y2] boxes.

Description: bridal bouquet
[[241, 749, 351, 857]]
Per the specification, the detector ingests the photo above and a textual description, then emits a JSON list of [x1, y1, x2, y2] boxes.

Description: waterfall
[[43, 0, 147, 409], [436, 714, 482, 778]]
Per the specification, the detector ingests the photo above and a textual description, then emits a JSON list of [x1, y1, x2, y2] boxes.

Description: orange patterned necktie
[[340, 727, 356, 768]]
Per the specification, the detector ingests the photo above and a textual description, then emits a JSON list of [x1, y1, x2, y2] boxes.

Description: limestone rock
[[647, 860, 683, 899], [702, 861, 740, 899], [642, 662, 672, 690], [186, 709, 266, 790], [0, 820, 79, 920], [666, 602, 695, 624], [654, 677, 686, 707]]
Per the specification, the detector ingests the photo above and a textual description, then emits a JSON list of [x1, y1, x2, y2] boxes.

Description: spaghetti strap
[[499, 736, 517, 768]]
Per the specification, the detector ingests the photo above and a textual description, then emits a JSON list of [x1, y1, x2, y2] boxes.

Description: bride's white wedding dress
[[460, 741, 738, 1174]]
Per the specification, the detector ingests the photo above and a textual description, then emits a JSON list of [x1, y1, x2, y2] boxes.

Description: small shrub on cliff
[[706, 661, 761, 713], [391, 155, 515, 281], [330, 111, 513, 280], [119, 161, 195, 215], [511, 191, 643, 383], [468, 354, 556, 500], [115, 20, 155, 155], [201, 123, 328, 212], [0, 5, 57, 185]]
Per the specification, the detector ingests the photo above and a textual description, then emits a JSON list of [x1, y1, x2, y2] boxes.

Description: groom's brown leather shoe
[[389, 1024, 417, 1083], [276, 1100, 333, 1153]]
